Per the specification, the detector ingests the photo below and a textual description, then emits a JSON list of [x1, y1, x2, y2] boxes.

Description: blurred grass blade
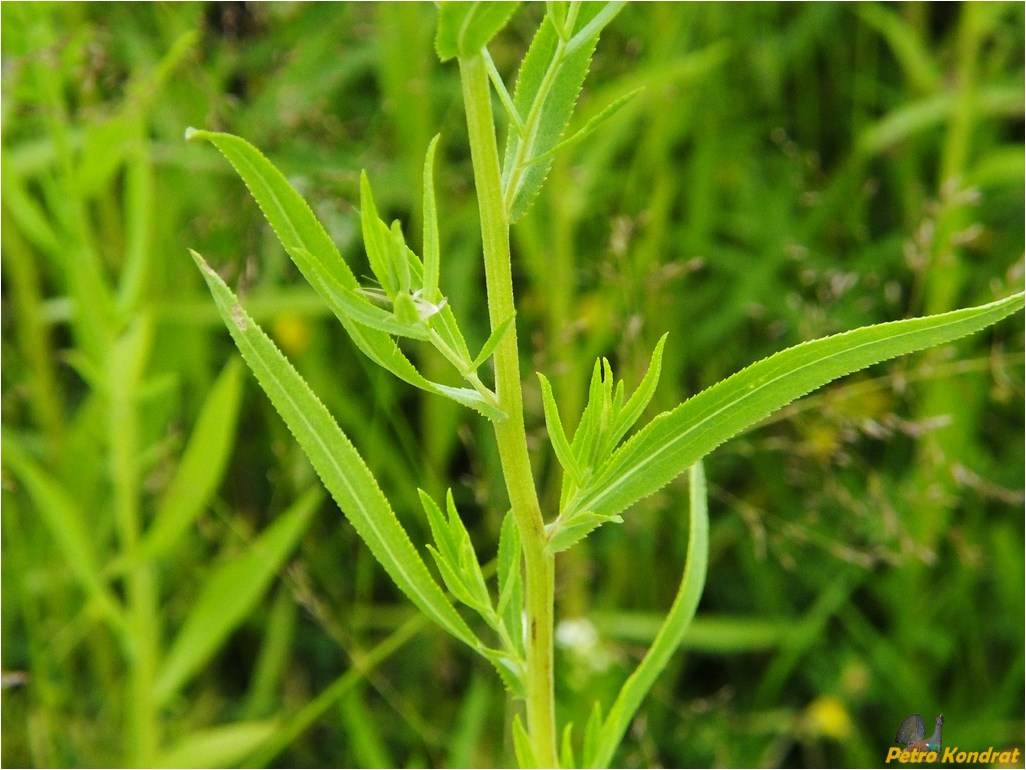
[[190, 250, 481, 651], [154, 488, 321, 704], [857, 86, 1021, 158], [244, 614, 428, 768], [340, 690, 394, 769], [450, 673, 493, 768], [591, 612, 798, 653], [2, 437, 127, 634], [436, 2, 520, 61], [1, 164, 62, 255], [153, 720, 279, 769], [137, 357, 245, 565], [855, 3, 941, 93], [185, 128, 502, 420], [570, 292, 1025, 520], [587, 462, 708, 769]]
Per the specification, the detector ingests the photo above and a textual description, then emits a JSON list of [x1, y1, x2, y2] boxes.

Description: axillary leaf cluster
[[539, 334, 668, 553]]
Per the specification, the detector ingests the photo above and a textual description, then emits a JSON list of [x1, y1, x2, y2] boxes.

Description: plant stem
[[458, 52, 559, 769], [109, 321, 160, 766]]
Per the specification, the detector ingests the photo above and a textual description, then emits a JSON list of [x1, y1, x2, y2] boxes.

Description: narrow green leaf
[[581, 701, 604, 769], [390, 220, 413, 295], [422, 135, 442, 302], [427, 544, 483, 611], [591, 613, 797, 653], [589, 462, 709, 769], [537, 372, 583, 487], [360, 173, 398, 296], [153, 720, 279, 769], [544, 510, 623, 555], [139, 358, 244, 564], [484, 49, 526, 138], [511, 714, 538, 768], [570, 292, 1025, 520], [446, 491, 493, 613], [186, 130, 501, 419], [1, 163, 62, 255], [599, 359, 615, 435], [564, 0, 626, 58], [190, 250, 481, 653], [436, 2, 520, 61], [467, 312, 516, 373], [560, 722, 577, 769], [75, 114, 138, 198], [494, 513, 521, 620], [422, 491, 491, 615], [242, 586, 296, 719], [520, 87, 642, 170], [155, 489, 321, 704], [449, 674, 493, 768], [496, 509, 524, 656], [855, 3, 942, 94], [340, 690, 395, 769], [571, 359, 605, 470], [501, 3, 606, 221], [604, 333, 667, 454], [418, 489, 459, 567]]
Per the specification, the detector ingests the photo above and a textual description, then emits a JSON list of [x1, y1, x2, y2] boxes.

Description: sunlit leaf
[[190, 250, 481, 654], [568, 292, 1025, 521]]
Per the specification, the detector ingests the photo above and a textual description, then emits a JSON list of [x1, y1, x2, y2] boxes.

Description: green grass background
[[2, 3, 1023, 767]]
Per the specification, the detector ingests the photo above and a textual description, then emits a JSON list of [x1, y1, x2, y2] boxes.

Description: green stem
[[109, 321, 160, 765], [459, 53, 559, 769]]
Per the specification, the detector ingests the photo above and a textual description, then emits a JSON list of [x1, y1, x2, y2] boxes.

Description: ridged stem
[[458, 52, 559, 769]]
